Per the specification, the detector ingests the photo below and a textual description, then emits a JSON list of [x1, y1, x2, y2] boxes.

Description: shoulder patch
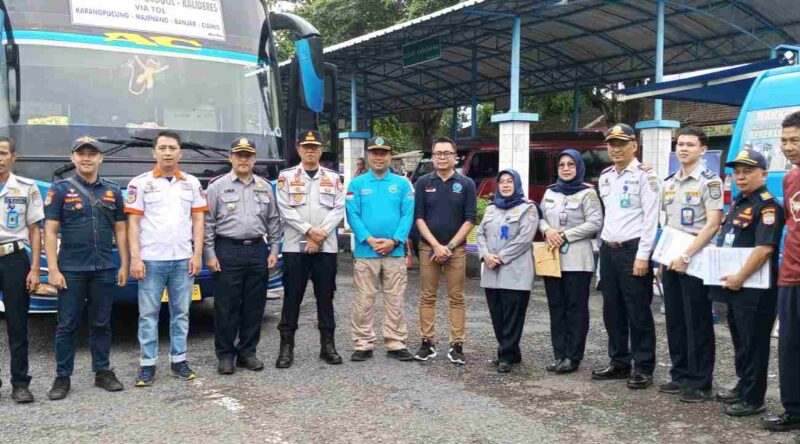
[[761, 207, 776, 226], [638, 164, 653, 172], [708, 181, 722, 200], [701, 169, 717, 180], [760, 191, 773, 201]]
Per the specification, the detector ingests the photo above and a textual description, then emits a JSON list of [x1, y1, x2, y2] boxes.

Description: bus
[[0, 0, 332, 312]]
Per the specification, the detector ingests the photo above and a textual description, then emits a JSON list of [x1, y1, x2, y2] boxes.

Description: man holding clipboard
[[659, 128, 723, 403], [711, 149, 785, 417]]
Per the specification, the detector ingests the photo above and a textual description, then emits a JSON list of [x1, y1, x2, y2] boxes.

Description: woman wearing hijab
[[476, 169, 539, 373], [539, 149, 604, 374]]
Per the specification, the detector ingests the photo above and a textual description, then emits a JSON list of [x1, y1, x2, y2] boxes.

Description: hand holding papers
[[652, 227, 707, 279]]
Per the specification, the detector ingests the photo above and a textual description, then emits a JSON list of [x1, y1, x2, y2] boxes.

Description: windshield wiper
[[51, 137, 229, 180]]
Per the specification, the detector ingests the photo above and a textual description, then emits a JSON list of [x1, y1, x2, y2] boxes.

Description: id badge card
[[680, 208, 694, 226], [559, 211, 567, 226], [723, 231, 735, 247], [6, 210, 18, 229], [619, 194, 631, 208], [500, 225, 509, 239]]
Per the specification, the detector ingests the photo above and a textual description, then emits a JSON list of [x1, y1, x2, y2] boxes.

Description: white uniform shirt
[[663, 164, 723, 235], [0, 173, 45, 243], [125, 169, 208, 261], [599, 159, 661, 261]]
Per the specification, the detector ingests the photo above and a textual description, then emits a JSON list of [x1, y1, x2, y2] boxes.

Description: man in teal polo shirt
[[346, 136, 415, 362]]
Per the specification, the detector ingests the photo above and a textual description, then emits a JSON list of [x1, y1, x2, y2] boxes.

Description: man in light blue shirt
[[346, 136, 415, 362]]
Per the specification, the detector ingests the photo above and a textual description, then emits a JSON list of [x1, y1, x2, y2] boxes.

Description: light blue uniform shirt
[[346, 170, 414, 259]]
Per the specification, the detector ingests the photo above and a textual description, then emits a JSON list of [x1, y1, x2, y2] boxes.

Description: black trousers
[[599, 244, 656, 374], [779, 286, 800, 414], [0, 250, 31, 386], [726, 288, 777, 406], [278, 252, 337, 333], [662, 270, 715, 390], [485, 288, 530, 364], [544, 272, 592, 362], [213, 240, 269, 360]]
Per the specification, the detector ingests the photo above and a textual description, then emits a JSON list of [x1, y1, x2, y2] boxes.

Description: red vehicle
[[416, 130, 611, 202]]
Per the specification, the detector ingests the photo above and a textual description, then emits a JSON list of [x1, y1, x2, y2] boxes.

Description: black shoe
[[11, 385, 34, 403], [680, 388, 713, 403], [658, 381, 686, 394], [47, 377, 71, 401], [725, 401, 766, 417], [716, 382, 742, 404], [497, 361, 512, 373], [546, 359, 563, 372], [555, 358, 579, 374], [351, 350, 374, 362], [627, 372, 653, 390], [218, 358, 235, 375], [387, 348, 415, 361], [761, 412, 800, 432], [591, 365, 630, 380], [447, 342, 466, 365], [236, 355, 265, 371], [319, 331, 343, 365], [414, 339, 437, 362], [275, 332, 295, 369], [95, 370, 124, 392]]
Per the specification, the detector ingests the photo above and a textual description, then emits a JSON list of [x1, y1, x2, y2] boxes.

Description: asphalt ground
[[0, 252, 798, 444]]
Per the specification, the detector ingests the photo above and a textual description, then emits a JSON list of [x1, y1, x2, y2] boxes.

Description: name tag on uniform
[[723, 231, 735, 247], [500, 225, 509, 239], [619, 194, 631, 208], [425, 187, 436, 193], [559, 211, 567, 226], [681, 208, 694, 226]]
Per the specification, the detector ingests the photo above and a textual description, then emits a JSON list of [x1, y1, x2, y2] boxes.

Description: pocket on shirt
[[319, 191, 335, 208], [144, 191, 164, 204]]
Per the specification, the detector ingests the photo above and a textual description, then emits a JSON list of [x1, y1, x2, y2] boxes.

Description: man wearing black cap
[[712, 149, 785, 417], [204, 137, 282, 374], [275, 130, 345, 368], [43, 136, 127, 400], [593, 123, 661, 390]]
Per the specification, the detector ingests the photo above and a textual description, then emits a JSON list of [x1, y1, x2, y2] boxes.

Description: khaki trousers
[[351, 257, 408, 351], [418, 243, 467, 344]]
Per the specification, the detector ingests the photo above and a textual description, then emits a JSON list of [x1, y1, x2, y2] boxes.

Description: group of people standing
[[0, 116, 798, 434]]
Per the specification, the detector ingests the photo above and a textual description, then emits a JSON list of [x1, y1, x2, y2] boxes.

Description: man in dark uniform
[[0, 137, 44, 403], [712, 149, 785, 417], [43, 136, 128, 400], [275, 130, 345, 368], [204, 137, 282, 374]]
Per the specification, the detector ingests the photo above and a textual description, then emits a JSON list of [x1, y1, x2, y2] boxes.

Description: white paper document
[[652, 227, 707, 279]]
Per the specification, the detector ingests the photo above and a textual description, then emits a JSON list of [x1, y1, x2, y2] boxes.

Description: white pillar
[[635, 120, 679, 178], [491, 113, 539, 198], [338, 131, 370, 231]]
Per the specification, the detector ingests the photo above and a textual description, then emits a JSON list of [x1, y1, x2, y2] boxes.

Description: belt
[[217, 236, 264, 246], [601, 238, 640, 249], [0, 240, 25, 257]]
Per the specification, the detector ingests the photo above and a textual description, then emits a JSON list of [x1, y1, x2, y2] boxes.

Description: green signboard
[[402, 38, 441, 68]]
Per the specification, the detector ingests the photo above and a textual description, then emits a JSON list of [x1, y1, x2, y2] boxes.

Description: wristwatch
[[680, 254, 692, 264], [447, 242, 456, 250]]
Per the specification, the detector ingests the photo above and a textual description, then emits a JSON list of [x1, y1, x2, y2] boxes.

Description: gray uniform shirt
[[663, 164, 723, 235], [539, 187, 603, 272], [204, 171, 283, 260], [0, 173, 45, 244], [276, 164, 345, 253], [476, 202, 538, 291]]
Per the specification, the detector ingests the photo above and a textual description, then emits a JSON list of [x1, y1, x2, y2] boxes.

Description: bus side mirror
[[5, 43, 20, 122], [293, 36, 324, 113]]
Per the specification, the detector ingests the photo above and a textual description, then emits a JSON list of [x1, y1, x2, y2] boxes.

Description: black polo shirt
[[414, 171, 477, 246]]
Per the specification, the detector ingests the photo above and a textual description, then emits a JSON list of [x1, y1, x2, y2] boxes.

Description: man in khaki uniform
[[345, 137, 415, 361]]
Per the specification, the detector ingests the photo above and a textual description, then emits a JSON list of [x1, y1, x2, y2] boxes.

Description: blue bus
[[0, 0, 333, 312]]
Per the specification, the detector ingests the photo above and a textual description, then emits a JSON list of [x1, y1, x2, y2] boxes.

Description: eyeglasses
[[432, 152, 455, 159], [558, 162, 576, 169], [498, 179, 514, 185]]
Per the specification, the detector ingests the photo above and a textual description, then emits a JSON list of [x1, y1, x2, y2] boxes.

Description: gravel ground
[[0, 252, 798, 444]]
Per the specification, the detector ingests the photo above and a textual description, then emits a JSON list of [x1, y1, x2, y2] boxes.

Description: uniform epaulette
[[100, 178, 120, 187], [15, 176, 34, 185], [279, 166, 295, 173], [664, 173, 675, 181], [583, 182, 595, 188], [701, 169, 717, 179], [638, 163, 653, 172], [759, 191, 774, 201], [208, 174, 226, 185], [601, 165, 614, 174], [546, 183, 556, 188]]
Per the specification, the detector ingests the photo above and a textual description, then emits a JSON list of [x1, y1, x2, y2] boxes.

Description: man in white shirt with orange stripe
[[125, 130, 208, 387]]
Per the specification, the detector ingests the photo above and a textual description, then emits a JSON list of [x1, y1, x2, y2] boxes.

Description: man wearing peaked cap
[[43, 135, 127, 400], [274, 129, 345, 368], [711, 148, 785, 417], [203, 136, 281, 375], [604, 123, 637, 142]]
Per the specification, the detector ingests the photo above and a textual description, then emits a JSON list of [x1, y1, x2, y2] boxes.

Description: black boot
[[275, 331, 295, 369], [319, 330, 343, 365]]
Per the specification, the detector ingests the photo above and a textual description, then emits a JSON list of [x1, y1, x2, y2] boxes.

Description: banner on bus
[[71, 0, 225, 41]]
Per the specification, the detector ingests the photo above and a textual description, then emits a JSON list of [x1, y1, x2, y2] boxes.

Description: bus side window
[[528, 151, 550, 184], [467, 151, 499, 183]]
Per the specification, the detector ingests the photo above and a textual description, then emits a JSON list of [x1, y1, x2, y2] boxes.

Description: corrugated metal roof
[[310, 0, 800, 119]]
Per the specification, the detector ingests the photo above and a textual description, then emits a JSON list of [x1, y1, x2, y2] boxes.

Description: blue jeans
[[138, 259, 192, 366], [55, 269, 116, 377]]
